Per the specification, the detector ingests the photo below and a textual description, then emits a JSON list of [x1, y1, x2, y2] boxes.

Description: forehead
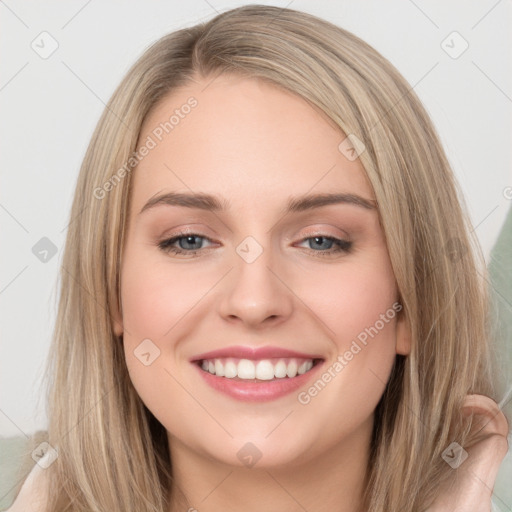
[[131, 74, 374, 214]]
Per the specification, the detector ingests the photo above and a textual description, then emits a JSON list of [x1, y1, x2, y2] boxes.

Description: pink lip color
[[190, 345, 325, 402], [190, 345, 323, 362], [192, 361, 325, 403]]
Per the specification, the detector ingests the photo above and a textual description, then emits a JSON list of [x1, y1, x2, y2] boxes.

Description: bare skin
[[112, 73, 508, 512], [113, 72, 410, 512]]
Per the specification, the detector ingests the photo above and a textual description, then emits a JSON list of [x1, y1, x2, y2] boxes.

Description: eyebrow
[[138, 191, 377, 216]]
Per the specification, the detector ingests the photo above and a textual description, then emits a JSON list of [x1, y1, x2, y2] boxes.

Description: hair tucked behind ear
[[15, 4, 506, 512]]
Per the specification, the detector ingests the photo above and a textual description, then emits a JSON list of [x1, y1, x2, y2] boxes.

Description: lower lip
[[193, 361, 324, 402]]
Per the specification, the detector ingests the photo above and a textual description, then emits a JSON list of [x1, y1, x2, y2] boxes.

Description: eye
[[158, 233, 215, 256], [295, 235, 353, 257], [157, 231, 353, 259]]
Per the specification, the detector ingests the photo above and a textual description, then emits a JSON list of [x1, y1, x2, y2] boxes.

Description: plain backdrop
[[1, 0, 511, 437]]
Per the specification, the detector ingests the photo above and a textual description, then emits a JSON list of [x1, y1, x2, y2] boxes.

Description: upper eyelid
[[160, 221, 352, 239]]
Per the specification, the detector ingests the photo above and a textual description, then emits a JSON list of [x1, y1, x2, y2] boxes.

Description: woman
[[6, 5, 509, 511]]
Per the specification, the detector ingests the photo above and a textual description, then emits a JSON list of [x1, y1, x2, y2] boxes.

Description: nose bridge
[[217, 232, 294, 326]]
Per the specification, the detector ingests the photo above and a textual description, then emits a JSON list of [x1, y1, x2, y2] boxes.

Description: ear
[[462, 394, 510, 441], [112, 298, 124, 338], [425, 394, 509, 511], [395, 305, 411, 356], [459, 394, 509, 494]]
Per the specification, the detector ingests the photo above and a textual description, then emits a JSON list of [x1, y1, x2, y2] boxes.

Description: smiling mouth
[[196, 357, 323, 381]]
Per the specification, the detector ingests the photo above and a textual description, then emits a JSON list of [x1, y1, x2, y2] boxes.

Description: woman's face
[[115, 73, 410, 468]]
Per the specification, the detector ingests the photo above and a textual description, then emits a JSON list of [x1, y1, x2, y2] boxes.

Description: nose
[[217, 241, 294, 329]]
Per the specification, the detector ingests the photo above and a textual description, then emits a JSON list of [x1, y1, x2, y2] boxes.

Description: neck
[[167, 415, 373, 512]]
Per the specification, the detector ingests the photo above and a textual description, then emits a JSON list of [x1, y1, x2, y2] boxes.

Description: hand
[[426, 394, 509, 512]]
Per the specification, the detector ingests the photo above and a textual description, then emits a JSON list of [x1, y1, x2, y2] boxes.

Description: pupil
[[313, 236, 331, 250], [183, 235, 200, 249]]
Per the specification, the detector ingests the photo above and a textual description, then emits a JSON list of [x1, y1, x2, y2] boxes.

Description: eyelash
[[157, 232, 353, 258]]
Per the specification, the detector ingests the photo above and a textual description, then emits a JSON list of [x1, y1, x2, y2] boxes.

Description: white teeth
[[274, 360, 288, 378], [200, 357, 317, 380], [255, 360, 275, 380], [224, 360, 237, 378], [238, 359, 256, 379], [298, 360, 313, 374], [286, 360, 297, 378], [214, 359, 225, 377]]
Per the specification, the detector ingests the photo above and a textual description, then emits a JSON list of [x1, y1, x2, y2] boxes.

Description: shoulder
[[5, 462, 48, 512]]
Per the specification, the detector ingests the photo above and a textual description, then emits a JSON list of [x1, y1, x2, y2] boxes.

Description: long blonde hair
[[20, 4, 508, 511]]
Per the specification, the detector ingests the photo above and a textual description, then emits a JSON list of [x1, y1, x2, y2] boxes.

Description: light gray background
[[1, 0, 511, 438]]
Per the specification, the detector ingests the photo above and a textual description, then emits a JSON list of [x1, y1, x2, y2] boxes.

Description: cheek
[[300, 253, 398, 347], [120, 256, 199, 437], [299, 252, 400, 417], [118, 246, 226, 433], [300, 251, 399, 398], [120, 251, 210, 340]]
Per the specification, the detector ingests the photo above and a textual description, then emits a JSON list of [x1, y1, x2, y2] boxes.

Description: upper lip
[[190, 345, 324, 362]]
